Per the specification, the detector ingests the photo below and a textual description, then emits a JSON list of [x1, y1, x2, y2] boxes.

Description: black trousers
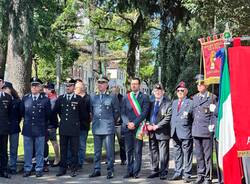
[[59, 135, 79, 171], [149, 134, 169, 176], [193, 137, 212, 179], [0, 134, 8, 173], [115, 126, 126, 162], [172, 132, 193, 178]]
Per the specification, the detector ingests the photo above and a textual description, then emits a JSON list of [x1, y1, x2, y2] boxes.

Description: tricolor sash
[[127, 92, 146, 140]]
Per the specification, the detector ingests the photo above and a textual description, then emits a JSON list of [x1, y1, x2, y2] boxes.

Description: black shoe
[[147, 172, 159, 178], [56, 169, 66, 177], [107, 172, 114, 179], [121, 160, 126, 165], [70, 171, 77, 177], [9, 170, 17, 175], [23, 171, 31, 177], [160, 174, 167, 180], [36, 171, 43, 177], [43, 165, 49, 172], [192, 176, 204, 184], [0, 172, 11, 179], [133, 173, 139, 179], [89, 171, 101, 178], [123, 173, 133, 178], [184, 176, 192, 183], [204, 179, 212, 184], [171, 173, 182, 180]]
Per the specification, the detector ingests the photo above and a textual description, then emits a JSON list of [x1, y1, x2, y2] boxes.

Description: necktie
[[67, 95, 70, 101], [152, 101, 160, 124], [33, 96, 37, 101], [177, 99, 182, 112]]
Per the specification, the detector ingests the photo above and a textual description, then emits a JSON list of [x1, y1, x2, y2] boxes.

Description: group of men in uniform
[[0, 74, 219, 184]]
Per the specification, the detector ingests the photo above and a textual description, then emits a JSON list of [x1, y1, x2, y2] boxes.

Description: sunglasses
[[177, 89, 185, 93], [98, 81, 106, 84], [66, 84, 74, 87]]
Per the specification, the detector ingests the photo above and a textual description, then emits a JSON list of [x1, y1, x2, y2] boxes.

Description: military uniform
[[90, 90, 120, 178], [192, 91, 217, 183], [170, 81, 193, 182], [54, 92, 85, 176], [0, 91, 12, 178], [21, 91, 51, 176]]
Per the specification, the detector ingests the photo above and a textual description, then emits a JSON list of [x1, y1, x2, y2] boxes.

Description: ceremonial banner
[[200, 36, 224, 85], [228, 44, 250, 152]]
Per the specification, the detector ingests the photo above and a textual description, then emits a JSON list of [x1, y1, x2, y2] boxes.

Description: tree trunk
[[0, 0, 9, 77], [5, 0, 34, 97], [127, 12, 146, 78]]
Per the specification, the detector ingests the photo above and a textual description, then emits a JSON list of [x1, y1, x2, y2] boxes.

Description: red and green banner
[[199, 35, 224, 85], [127, 92, 146, 140]]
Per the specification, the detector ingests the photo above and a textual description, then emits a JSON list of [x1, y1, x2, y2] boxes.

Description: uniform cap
[[65, 78, 76, 85], [44, 82, 55, 90], [30, 77, 43, 85], [153, 83, 164, 90], [195, 74, 205, 84], [2, 81, 13, 89], [97, 76, 109, 83]]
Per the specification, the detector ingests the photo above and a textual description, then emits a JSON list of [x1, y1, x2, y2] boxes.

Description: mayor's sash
[[127, 92, 147, 140]]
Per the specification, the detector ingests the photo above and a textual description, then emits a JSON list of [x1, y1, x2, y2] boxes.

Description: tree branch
[[117, 14, 134, 26]]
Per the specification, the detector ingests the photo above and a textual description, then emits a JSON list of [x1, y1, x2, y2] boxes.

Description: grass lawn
[[16, 124, 119, 162]]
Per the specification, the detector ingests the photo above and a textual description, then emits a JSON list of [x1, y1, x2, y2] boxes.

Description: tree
[[5, 0, 35, 96], [0, 0, 9, 77]]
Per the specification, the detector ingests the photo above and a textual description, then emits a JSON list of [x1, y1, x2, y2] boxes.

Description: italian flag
[[216, 49, 242, 184]]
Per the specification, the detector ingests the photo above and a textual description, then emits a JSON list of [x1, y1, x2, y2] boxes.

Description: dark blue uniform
[[54, 93, 86, 174], [20, 93, 51, 173], [192, 91, 217, 183], [0, 92, 12, 177], [170, 97, 193, 180]]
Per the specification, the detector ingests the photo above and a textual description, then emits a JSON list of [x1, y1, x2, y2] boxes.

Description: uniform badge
[[181, 111, 188, 119]]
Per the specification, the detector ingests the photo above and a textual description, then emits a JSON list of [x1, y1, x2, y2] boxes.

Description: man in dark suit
[[54, 78, 86, 177], [170, 81, 193, 183], [121, 77, 150, 179], [192, 74, 217, 184], [147, 84, 172, 180]]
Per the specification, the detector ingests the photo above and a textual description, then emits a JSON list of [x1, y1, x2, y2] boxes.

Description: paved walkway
[[0, 141, 219, 184]]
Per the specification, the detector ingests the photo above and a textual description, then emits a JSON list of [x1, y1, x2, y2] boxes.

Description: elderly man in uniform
[[0, 78, 12, 179], [121, 77, 150, 179], [192, 74, 217, 184], [21, 77, 51, 177], [89, 76, 120, 179], [170, 81, 193, 183], [55, 78, 85, 177], [147, 84, 172, 180]]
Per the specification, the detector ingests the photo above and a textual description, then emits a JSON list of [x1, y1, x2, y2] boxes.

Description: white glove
[[208, 124, 215, 132], [209, 104, 216, 112]]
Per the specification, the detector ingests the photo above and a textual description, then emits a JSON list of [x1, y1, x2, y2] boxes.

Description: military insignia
[[5, 105, 7, 109], [181, 111, 188, 119], [71, 102, 78, 105], [73, 106, 76, 110]]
